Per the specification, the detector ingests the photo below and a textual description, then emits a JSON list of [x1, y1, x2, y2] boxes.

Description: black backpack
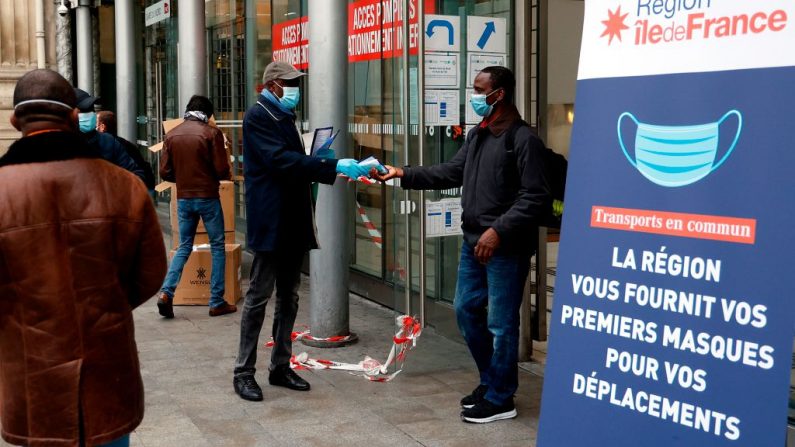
[[505, 120, 568, 228]]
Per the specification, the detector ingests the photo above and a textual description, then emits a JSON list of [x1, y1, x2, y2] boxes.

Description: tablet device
[[311, 127, 339, 156]]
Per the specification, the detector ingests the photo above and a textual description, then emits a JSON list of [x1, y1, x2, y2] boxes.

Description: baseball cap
[[262, 61, 307, 84], [74, 88, 100, 112]]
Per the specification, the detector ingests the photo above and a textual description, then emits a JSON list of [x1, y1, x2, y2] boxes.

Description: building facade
[[0, 0, 793, 438], [137, 0, 581, 338], [0, 0, 59, 153]]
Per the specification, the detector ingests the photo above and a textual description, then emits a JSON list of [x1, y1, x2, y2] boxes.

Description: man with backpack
[[372, 66, 552, 424]]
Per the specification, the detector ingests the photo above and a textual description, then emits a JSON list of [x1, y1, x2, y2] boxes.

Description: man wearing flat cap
[[233, 61, 370, 401], [74, 87, 146, 182], [0, 69, 166, 447]]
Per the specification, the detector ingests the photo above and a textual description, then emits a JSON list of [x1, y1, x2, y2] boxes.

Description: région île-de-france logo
[[601, 6, 630, 45], [196, 267, 207, 280], [601, 1, 789, 47]]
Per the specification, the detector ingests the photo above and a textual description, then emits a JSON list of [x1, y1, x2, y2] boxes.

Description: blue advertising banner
[[538, 1, 795, 446]]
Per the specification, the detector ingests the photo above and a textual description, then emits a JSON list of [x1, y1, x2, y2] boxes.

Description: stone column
[[177, 0, 207, 110], [305, 0, 357, 348], [115, 0, 136, 142], [55, 2, 73, 83], [75, 0, 93, 93]]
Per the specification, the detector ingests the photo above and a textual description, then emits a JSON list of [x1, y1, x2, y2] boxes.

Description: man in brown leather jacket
[[0, 69, 167, 446], [156, 95, 236, 318]]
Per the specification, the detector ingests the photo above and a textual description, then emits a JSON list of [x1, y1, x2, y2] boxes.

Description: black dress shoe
[[233, 375, 263, 401], [269, 366, 310, 391]]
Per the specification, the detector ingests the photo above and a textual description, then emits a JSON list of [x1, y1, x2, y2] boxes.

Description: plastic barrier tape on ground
[[263, 315, 422, 382]]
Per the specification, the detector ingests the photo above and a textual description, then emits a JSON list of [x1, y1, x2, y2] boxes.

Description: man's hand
[[475, 228, 500, 264], [370, 165, 403, 182]]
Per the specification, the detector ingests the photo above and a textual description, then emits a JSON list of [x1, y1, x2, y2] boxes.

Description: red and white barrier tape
[[356, 201, 383, 249], [264, 331, 355, 347], [355, 201, 407, 281], [264, 315, 422, 382]]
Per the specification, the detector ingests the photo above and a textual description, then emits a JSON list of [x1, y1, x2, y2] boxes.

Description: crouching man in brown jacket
[[0, 69, 167, 447]]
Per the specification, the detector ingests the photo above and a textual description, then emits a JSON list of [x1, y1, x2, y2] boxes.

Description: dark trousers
[[234, 250, 303, 377]]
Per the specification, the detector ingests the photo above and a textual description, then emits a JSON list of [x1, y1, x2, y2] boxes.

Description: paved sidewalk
[[121, 266, 542, 447], [0, 207, 542, 447]]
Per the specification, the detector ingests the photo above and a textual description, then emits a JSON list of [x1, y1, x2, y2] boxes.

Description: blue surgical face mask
[[279, 85, 300, 110], [470, 89, 501, 117], [78, 112, 97, 133], [618, 110, 742, 187]]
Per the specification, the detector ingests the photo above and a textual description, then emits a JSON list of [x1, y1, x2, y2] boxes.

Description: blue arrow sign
[[426, 19, 455, 46], [476, 21, 496, 50]]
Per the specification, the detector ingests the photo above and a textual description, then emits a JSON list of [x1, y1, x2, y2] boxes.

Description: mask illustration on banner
[[279, 86, 300, 110], [617, 110, 742, 187], [78, 112, 97, 133], [470, 89, 501, 117]]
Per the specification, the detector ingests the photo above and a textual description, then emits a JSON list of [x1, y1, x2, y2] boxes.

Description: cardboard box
[[171, 244, 242, 306], [162, 116, 219, 134], [165, 180, 236, 233], [171, 231, 236, 250]]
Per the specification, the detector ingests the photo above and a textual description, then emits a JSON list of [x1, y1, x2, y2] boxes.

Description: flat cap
[[262, 61, 307, 84]]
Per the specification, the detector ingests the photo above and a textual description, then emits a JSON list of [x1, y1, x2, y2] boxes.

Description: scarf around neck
[[184, 111, 209, 123]]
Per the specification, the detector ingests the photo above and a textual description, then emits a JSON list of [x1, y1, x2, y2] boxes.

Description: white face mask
[[13, 99, 74, 111]]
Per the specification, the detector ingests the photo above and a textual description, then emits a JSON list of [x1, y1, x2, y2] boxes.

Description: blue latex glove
[[336, 159, 370, 179]]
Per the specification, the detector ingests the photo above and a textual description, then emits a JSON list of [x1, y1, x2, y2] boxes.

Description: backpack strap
[[504, 119, 533, 178]]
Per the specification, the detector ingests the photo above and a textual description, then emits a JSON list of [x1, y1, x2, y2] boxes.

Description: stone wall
[[0, 0, 58, 155]]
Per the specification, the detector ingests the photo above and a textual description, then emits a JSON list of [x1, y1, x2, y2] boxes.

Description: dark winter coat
[[0, 131, 166, 447], [242, 93, 338, 252]]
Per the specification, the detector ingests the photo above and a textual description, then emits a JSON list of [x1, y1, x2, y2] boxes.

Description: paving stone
[[0, 216, 541, 447]]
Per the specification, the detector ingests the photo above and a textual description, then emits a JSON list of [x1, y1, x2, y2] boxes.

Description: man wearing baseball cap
[[74, 88, 146, 183], [233, 61, 370, 401]]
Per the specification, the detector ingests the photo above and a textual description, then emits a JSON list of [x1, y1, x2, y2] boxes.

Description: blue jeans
[[161, 198, 226, 308], [98, 434, 130, 447], [454, 241, 530, 406]]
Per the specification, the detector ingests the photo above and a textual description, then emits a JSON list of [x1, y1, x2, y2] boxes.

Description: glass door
[[144, 13, 178, 187], [348, 0, 521, 331]]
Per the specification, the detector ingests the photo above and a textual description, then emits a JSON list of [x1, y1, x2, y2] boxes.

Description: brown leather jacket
[[0, 131, 167, 447], [160, 117, 231, 198]]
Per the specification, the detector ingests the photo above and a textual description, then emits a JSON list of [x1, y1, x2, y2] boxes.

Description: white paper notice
[[425, 53, 460, 88], [426, 198, 463, 237], [301, 132, 313, 155], [465, 89, 479, 125], [424, 90, 460, 126], [400, 67, 420, 125], [467, 52, 507, 86]]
